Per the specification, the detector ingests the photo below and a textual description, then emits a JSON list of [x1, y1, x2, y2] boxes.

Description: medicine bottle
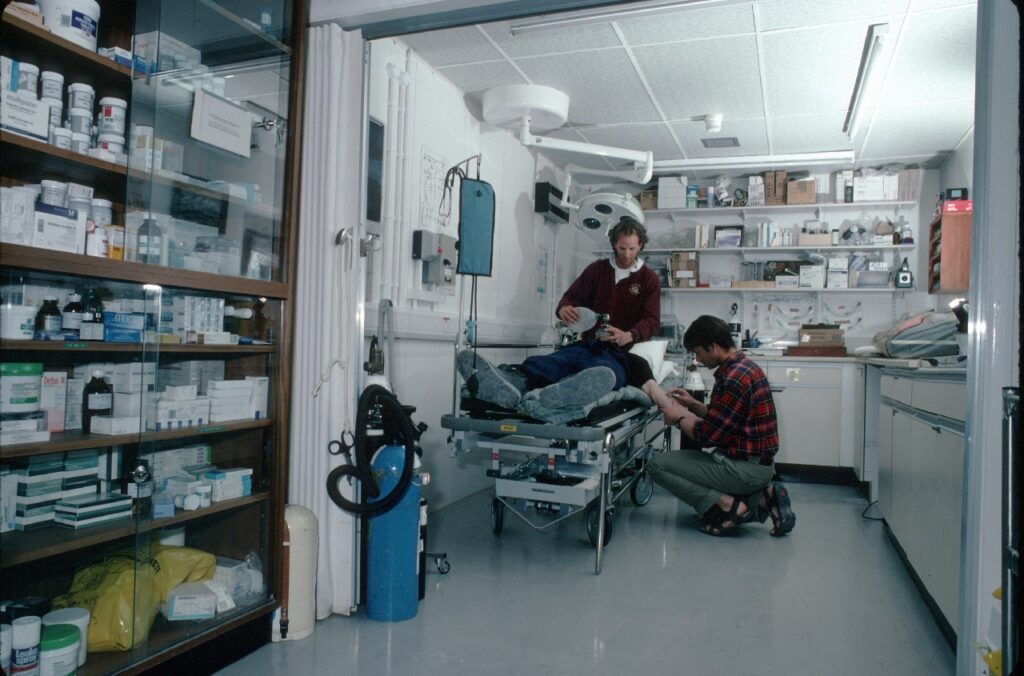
[[34, 297, 62, 338], [125, 459, 154, 516], [80, 288, 104, 341], [137, 217, 163, 265], [82, 370, 112, 434], [61, 293, 83, 337]]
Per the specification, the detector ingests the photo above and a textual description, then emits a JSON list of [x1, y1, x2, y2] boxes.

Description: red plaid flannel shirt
[[692, 351, 779, 462]]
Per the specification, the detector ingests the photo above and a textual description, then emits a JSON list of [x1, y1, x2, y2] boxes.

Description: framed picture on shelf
[[713, 225, 744, 248]]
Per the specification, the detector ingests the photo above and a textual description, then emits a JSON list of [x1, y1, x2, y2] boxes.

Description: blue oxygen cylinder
[[366, 444, 421, 622]]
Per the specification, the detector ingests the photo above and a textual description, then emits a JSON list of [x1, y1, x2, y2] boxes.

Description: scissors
[[327, 430, 356, 458]]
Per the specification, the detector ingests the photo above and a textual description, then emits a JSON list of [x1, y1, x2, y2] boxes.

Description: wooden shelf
[[0, 244, 289, 299], [1, 340, 276, 354], [131, 170, 282, 220], [1, 492, 269, 567], [1, 131, 129, 197], [0, 418, 273, 460]]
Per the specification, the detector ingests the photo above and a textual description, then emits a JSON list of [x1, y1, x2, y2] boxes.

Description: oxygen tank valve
[[364, 335, 385, 375]]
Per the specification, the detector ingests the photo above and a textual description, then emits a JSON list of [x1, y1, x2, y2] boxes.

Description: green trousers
[[649, 448, 774, 520]]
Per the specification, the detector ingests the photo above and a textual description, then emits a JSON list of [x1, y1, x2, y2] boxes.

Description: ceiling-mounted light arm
[[517, 116, 654, 185], [843, 23, 889, 139], [653, 150, 854, 172]]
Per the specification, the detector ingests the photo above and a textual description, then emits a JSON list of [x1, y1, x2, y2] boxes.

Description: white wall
[[363, 38, 566, 509], [939, 127, 975, 197]]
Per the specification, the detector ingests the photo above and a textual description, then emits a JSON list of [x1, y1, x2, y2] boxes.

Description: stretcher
[[442, 398, 668, 573]]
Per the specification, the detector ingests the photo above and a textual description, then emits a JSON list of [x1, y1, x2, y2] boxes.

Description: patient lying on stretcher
[[456, 348, 681, 423]]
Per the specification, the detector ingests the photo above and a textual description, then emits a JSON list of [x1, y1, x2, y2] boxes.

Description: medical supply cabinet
[[0, 0, 306, 670]]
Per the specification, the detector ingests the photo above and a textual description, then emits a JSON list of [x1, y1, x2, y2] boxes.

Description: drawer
[[880, 374, 913, 403], [766, 364, 842, 388], [912, 380, 965, 421]]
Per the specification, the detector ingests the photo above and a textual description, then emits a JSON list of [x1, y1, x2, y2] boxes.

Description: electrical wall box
[[413, 230, 457, 285], [534, 182, 569, 223]]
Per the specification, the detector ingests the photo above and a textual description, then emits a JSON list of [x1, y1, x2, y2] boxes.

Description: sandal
[[765, 482, 796, 537], [698, 496, 749, 537]]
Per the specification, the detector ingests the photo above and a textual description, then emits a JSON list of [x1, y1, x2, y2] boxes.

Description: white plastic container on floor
[[271, 505, 318, 642]]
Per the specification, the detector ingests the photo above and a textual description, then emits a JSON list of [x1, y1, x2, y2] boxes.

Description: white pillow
[[630, 339, 669, 382]]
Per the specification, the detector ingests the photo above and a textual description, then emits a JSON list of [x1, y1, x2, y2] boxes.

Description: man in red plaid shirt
[[653, 315, 796, 537]]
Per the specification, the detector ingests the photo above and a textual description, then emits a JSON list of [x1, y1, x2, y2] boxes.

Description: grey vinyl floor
[[216, 482, 955, 676]]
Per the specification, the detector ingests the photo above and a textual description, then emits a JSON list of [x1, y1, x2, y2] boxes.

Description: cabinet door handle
[[771, 387, 785, 393], [932, 425, 942, 433]]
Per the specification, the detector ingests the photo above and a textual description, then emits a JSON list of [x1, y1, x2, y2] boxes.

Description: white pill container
[[68, 194, 91, 220], [0, 362, 43, 413], [17, 62, 39, 95], [67, 82, 94, 112], [40, 70, 63, 99], [71, 131, 91, 154], [0, 305, 37, 340], [68, 107, 91, 135], [41, 608, 90, 667], [97, 97, 127, 134], [97, 132, 124, 154], [40, 179, 68, 207], [38, 624, 79, 676], [90, 197, 113, 227], [49, 126, 72, 150], [40, 0, 101, 51], [42, 97, 62, 129]]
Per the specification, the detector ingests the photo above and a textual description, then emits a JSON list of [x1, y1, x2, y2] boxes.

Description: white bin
[[271, 504, 318, 641]]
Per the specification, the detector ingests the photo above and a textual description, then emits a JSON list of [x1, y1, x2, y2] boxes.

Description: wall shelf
[[643, 200, 916, 219]]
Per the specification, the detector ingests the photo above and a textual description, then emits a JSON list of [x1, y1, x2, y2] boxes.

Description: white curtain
[[289, 22, 364, 619]]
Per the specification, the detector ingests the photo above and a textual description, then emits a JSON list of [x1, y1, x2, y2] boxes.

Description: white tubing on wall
[[394, 60, 411, 306], [383, 62, 401, 305]]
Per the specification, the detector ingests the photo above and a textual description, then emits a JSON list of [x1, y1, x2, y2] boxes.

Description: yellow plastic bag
[[53, 544, 216, 652]]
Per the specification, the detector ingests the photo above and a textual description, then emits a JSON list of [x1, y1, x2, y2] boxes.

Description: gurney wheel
[[491, 498, 505, 535], [586, 505, 613, 547], [630, 470, 654, 506]]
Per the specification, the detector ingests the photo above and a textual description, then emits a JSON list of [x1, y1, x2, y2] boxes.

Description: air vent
[[701, 137, 740, 148]]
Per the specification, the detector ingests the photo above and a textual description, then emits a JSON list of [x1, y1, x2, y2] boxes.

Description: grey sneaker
[[456, 350, 522, 409], [535, 366, 616, 409]]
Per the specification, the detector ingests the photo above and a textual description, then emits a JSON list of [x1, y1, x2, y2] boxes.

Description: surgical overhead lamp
[[572, 191, 645, 233]]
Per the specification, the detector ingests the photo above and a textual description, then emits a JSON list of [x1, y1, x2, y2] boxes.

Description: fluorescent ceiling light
[[654, 151, 854, 172], [843, 23, 889, 139], [509, 0, 726, 35]]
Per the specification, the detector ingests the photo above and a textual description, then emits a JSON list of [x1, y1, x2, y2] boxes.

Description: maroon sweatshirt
[[556, 259, 661, 343]]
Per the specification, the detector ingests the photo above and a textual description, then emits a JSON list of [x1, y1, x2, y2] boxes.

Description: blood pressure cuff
[[457, 178, 495, 276]]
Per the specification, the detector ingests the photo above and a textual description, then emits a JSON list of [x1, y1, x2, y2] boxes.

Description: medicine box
[[657, 176, 688, 209], [826, 270, 850, 289], [0, 89, 49, 141], [162, 581, 217, 621], [64, 378, 84, 431], [112, 361, 156, 394], [798, 265, 825, 288], [786, 178, 817, 204], [90, 416, 142, 436], [32, 204, 87, 255], [40, 371, 67, 433], [246, 376, 269, 418]]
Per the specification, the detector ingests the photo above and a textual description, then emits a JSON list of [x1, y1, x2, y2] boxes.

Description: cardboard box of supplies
[[786, 178, 817, 204], [762, 171, 787, 205], [668, 251, 699, 288], [798, 326, 844, 346]]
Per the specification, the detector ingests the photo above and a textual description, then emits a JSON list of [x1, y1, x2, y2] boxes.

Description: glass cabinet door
[[125, 0, 295, 282]]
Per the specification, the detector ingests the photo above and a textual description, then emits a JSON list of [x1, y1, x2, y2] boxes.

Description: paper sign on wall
[[190, 88, 252, 157]]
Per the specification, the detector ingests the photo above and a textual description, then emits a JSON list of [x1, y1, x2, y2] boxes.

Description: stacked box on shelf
[[144, 444, 212, 484], [12, 453, 64, 530], [158, 360, 225, 397], [0, 411, 50, 446], [207, 380, 254, 422], [668, 252, 699, 288], [151, 396, 210, 431], [62, 450, 99, 500], [762, 171, 787, 205], [0, 465, 17, 532], [203, 467, 253, 502], [656, 176, 688, 209], [54, 493, 133, 529], [827, 255, 850, 289]]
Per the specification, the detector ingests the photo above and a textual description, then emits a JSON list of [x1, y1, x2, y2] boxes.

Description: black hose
[[326, 385, 417, 517]]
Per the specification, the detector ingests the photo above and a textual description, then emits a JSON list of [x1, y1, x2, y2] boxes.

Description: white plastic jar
[[0, 362, 43, 413], [0, 305, 37, 340], [49, 126, 72, 150], [16, 62, 39, 95], [68, 107, 91, 135], [40, 0, 101, 51], [97, 132, 124, 154], [39, 179, 67, 207], [71, 131, 91, 154], [42, 97, 62, 129], [39, 70, 63, 99], [67, 82, 94, 111], [98, 97, 127, 134], [38, 624, 79, 676], [90, 197, 112, 227], [68, 195, 91, 219], [41, 608, 90, 667]]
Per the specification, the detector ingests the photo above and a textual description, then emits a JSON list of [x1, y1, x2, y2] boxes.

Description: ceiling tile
[[615, 3, 756, 45], [400, 26, 504, 66], [515, 49, 661, 126], [756, 0, 910, 32], [439, 61, 527, 97], [481, 20, 621, 57], [632, 36, 765, 120], [577, 123, 683, 161], [879, 5, 977, 105], [770, 112, 852, 154], [761, 23, 881, 117], [860, 98, 974, 159], [669, 118, 770, 157]]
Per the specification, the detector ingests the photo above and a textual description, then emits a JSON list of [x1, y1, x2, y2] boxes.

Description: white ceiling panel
[[439, 61, 527, 97], [878, 5, 977, 105], [634, 36, 765, 120], [761, 22, 885, 118], [769, 112, 852, 154], [577, 123, 684, 161], [756, 0, 910, 32], [481, 20, 622, 57], [614, 3, 756, 46], [400, 26, 504, 66], [860, 98, 974, 159], [515, 49, 661, 126], [670, 117, 770, 157]]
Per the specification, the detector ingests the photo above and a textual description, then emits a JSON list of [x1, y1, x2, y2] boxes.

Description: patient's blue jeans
[[520, 341, 627, 389]]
